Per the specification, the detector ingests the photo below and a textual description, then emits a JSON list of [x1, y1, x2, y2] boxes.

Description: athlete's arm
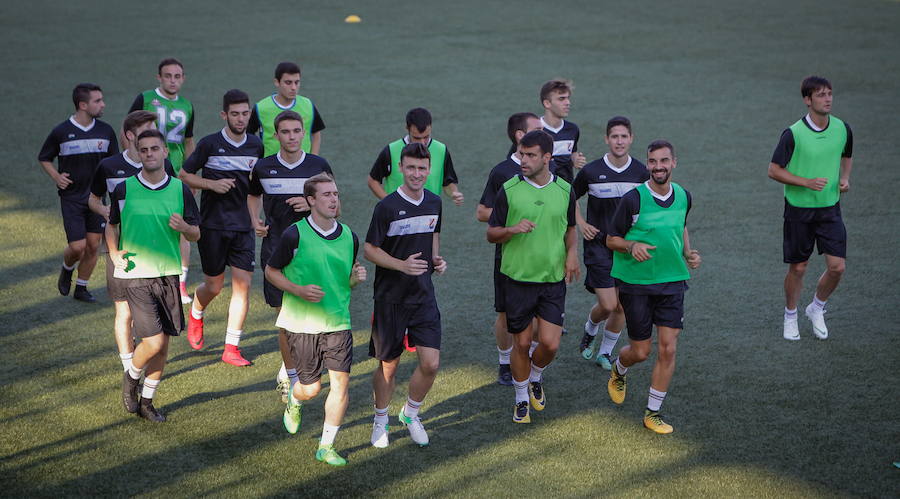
[[432, 232, 447, 275], [443, 183, 464, 206], [363, 243, 429, 276], [106, 185, 127, 268], [265, 265, 325, 302], [169, 213, 200, 242], [574, 200, 598, 240], [683, 227, 701, 269], [475, 204, 492, 223], [310, 131, 322, 155], [88, 194, 109, 220], [606, 191, 654, 261], [247, 194, 268, 237], [367, 176, 388, 200], [564, 226, 580, 283], [183, 137, 195, 160], [486, 188, 533, 243], [839, 157, 852, 193], [40, 160, 71, 190], [767, 162, 827, 191]]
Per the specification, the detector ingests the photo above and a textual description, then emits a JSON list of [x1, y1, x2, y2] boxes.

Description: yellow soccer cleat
[[643, 409, 674, 434], [513, 401, 531, 423], [607, 362, 626, 405], [529, 381, 546, 411]]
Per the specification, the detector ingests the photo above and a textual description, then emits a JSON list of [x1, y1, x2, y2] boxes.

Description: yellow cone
[[345, 14, 361, 23]]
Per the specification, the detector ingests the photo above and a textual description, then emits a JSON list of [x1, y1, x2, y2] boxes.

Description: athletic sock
[[127, 365, 143, 381], [290, 392, 302, 406], [497, 346, 512, 365], [374, 406, 389, 425], [141, 378, 160, 400], [180, 267, 189, 283], [191, 304, 203, 320], [812, 296, 827, 312], [119, 352, 133, 372], [62, 262, 76, 271], [615, 358, 628, 375], [647, 387, 666, 412], [529, 341, 539, 357], [277, 363, 288, 382], [529, 362, 544, 383], [599, 329, 620, 356], [286, 368, 299, 389], [585, 316, 602, 336], [225, 328, 242, 346], [320, 423, 340, 446], [784, 307, 798, 321], [75, 278, 89, 287], [404, 397, 423, 419], [513, 379, 529, 404]]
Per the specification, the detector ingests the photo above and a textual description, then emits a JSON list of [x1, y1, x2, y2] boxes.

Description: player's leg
[[221, 267, 252, 366], [138, 333, 170, 422], [783, 218, 816, 340], [71, 230, 102, 301], [283, 332, 321, 434], [805, 218, 847, 339], [113, 301, 134, 369], [526, 281, 566, 411], [189, 228, 227, 349], [317, 330, 352, 464], [644, 324, 680, 434], [369, 301, 406, 447], [58, 198, 86, 296], [593, 287, 623, 369], [493, 263, 513, 385], [179, 236, 192, 304], [580, 264, 611, 356], [506, 279, 539, 423], [608, 292, 652, 405], [400, 302, 441, 446]]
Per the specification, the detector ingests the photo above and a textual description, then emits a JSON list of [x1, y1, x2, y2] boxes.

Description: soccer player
[[476, 112, 544, 385], [605, 140, 701, 434], [89, 110, 176, 372], [265, 173, 366, 466], [248, 110, 333, 401], [39, 83, 118, 303], [111, 129, 200, 422], [539, 79, 586, 184], [487, 130, 579, 424], [129, 57, 197, 303], [180, 89, 264, 366], [367, 108, 464, 206], [767, 76, 852, 341], [248, 61, 326, 157], [572, 116, 649, 369], [364, 142, 447, 448]]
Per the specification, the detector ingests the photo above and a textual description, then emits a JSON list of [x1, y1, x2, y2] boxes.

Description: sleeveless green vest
[[784, 115, 846, 208], [115, 176, 184, 279], [276, 220, 354, 334], [612, 183, 690, 285], [256, 94, 315, 156], [499, 175, 572, 283], [140, 89, 193, 172], [384, 138, 446, 195]]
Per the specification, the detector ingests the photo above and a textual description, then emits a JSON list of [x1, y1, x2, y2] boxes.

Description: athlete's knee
[[788, 261, 808, 277], [68, 239, 87, 257], [295, 383, 320, 400], [826, 259, 846, 276], [204, 279, 224, 296], [631, 344, 651, 362], [418, 357, 440, 378], [657, 341, 677, 363]]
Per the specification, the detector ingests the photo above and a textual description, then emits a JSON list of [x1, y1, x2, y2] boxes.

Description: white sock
[[75, 278, 89, 287], [599, 329, 620, 356], [615, 358, 628, 375], [181, 267, 189, 283], [287, 368, 299, 388], [320, 423, 340, 446], [529, 362, 544, 383], [290, 392, 301, 406], [277, 362, 288, 382], [784, 307, 798, 321], [513, 378, 529, 404], [585, 316, 602, 336], [529, 341, 539, 357], [647, 387, 666, 412], [497, 346, 512, 365], [374, 406, 389, 425], [225, 328, 242, 346], [404, 397, 423, 418], [119, 352, 133, 372], [127, 365, 143, 381], [62, 261, 76, 271], [141, 378, 160, 400], [812, 296, 827, 312], [191, 304, 203, 320]]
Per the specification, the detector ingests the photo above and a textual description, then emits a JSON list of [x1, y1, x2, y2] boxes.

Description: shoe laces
[[646, 411, 665, 425], [531, 382, 543, 398], [515, 401, 529, 415], [612, 372, 625, 390]]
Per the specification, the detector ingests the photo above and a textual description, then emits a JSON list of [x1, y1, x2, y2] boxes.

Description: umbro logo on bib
[[534, 200, 545, 206], [68, 134, 75, 139], [270, 170, 277, 174], [399, 210, 406, 215], [218, 148, 225, 153], [117, 170, 125, 175], [599, 175, 607, 179]]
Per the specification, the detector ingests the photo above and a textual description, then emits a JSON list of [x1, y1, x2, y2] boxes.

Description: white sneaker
[[399, 409, 429, 446], [371, 421, 390, 448], [783, 318, 800, 341], [805, 303, 828, 340]]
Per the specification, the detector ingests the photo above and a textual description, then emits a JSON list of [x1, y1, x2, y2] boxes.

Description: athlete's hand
[[400, 252, 429, 276], [352, 261, 367, 283], [572, 152, 587, 170], [209, 178, 235, 194], [99, 205, 110, 221], [565, 253, 580, 284], [685, 249, 702, 269], [578, 221, 599, 240], [253, 219, 269, 237], [629, 242, 656, 262], [433, 255, 448, 275], [839, 178, 850, 193], [55, 172, 73, 190], [297, 284, 325, 302], [110, 248, 128, 270], [285, 196, 309, 212], [806, 177, 828, 191], [450, 190, 464, 206], [168, 213, 192, 233], [509, 219, 536, 235]]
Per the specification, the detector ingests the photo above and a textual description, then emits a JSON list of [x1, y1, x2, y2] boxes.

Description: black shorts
[[287, 330, 353, 384], [618, 291, 684, 341], [124, 275, 183, 338], [260, 235, 283, 308], [783, 205, 847, 263], [493, 257, 507, 313], [584, 259, 615, 293], [197, 228, 255, 276], [60, 196, 104, 243], [504, 278, 566, 334], [105, 253, 128, 301], [370, 300, 441, 360]]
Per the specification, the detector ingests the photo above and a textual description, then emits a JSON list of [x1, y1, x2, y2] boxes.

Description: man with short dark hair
[[110, 129, 200, 422], [248, 61, 326, 156], [767, 75, 852, 341], [367, 108, 463, 206], [39, 83, 118, 303], [266, 173, 366, 466], [248, 110, 333, 401], [487, 130, 579, 424], [540, 79, 586, 184], [364, 142, 447, 448], [605, 140, 701, 434], [180, 89, 264, 366]]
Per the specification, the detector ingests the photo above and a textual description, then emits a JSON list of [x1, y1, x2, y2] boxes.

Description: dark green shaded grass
[[2, 0, 899, 496]]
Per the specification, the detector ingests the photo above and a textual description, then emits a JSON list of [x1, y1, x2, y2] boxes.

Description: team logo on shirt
[[270, 170, 277, 174], [599, 175, 607, 180], [116, 170, 125, 175], [534, 200, 545, 206], [151, 99, 161, 107], [68, 134, 75, 139], [249, 159, 256, 167], [429, 217, 437, 228], [218, 148, 226, 153], [399, 210, 406, 216], [97, 141, 104, 150]]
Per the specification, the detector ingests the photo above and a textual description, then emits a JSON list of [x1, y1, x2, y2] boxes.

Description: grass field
[[1, 0, 899, 497]]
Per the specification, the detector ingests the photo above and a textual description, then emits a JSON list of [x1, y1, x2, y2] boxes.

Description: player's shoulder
[[423, 189, 442, 207], [563, 120, 580, 132], [581, 158, 605, 175], [255, 154, 279, 169], [501, 174, 525, 190], [304, 152, 330, 168], [97, 152, 124, 169], [245, 134, 263, 147], [551, 174, 572, 193], [94, 119, 116, 134], [111, 177, 129, 198]]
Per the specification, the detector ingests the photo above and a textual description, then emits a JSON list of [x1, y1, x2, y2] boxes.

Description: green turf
[[2, 0, 899, 497]]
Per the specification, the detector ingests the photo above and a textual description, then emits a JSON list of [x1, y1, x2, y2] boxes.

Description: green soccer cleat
[[595, 352, 612, 370], [283, 399, 302, 434], [316, 445, 347, 466]]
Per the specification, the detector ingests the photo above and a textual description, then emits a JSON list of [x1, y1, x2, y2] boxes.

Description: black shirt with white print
[[248, 151, 333, 238], [39, 117, 119, 199]]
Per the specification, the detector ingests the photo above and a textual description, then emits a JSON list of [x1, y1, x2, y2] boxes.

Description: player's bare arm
[[264, 264, 325, 302], [168, 213, 200, 242], [443, 183, 464, 206], [575, 200, 598, 240], [88, 193, 110, 220], [350, 261, 367, 287], [564, 225, 580, 283], [606, 234, 655, 262], [247, 194, 268, 237], [364, 243, 429, 276], [40, 160, 72, 190], [682, 227, 701, 269], [486, 219, 535, 244], [105, 222, 127, 269], [310, 131, 322, 156], [767, 162, 827, 191], [366, 175, 388, 200], [839, 156, 852, 192], [432, 232, 447, 275], [475, 204, 492, 223], [179, 170, 234, 194]]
